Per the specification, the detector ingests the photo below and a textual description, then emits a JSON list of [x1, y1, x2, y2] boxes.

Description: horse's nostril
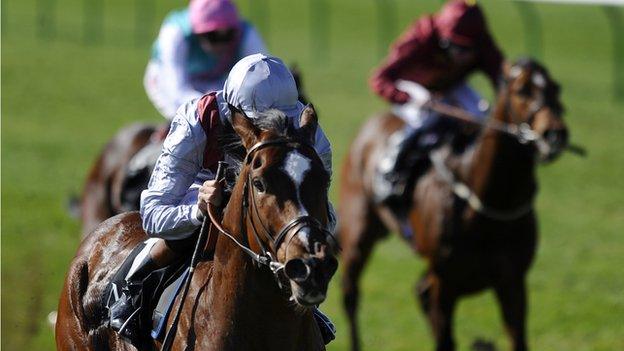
[[326, 257, 338, 278], [284, 258, 311, 283], [544, 129, 568, 147]]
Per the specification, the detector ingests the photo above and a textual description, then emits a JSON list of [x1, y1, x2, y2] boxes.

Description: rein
[[425, 100, 544, 146], [425, 80, 585, 157], [207, 138, 335, 278]]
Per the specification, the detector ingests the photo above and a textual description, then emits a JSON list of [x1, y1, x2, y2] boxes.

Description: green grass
[[2, 0, 623, 350]]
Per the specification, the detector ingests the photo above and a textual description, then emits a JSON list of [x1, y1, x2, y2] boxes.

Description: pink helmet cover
[[190, 0, 241, 34]]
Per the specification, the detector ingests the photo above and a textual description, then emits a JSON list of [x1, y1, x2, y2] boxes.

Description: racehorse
[[56, 105, 338, 350], [338, 59, 569, 351], [77, 122, 162, 236], [75, 69, 309, 237]]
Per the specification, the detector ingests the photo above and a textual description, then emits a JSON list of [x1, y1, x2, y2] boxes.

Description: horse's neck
[[200, 187, 315, 349], [464, 95, 537, 210]]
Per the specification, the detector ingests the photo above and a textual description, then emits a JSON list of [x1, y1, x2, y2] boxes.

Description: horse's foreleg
[[494, 278, 528, 351], [340, 205, 387, 351], [420, 275, 457, 351]]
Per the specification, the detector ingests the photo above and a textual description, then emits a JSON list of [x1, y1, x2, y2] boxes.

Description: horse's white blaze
[[532, 73, 546, 88], [282, 151, 311, 216]]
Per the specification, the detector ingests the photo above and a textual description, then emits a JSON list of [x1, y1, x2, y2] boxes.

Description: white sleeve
[[239, 25, 269, 57], [140, 103, 206, 240], [158, 24, 204, 111]]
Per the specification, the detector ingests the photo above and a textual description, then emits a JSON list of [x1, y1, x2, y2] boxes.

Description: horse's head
[[228, 105, 338, 307], [500, 58, 569, 162]]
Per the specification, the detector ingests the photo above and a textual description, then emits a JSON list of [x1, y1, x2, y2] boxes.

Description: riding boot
[[109, 239, 160, 338], [313, 307, 336, 345], [374, 127, 426, 207]]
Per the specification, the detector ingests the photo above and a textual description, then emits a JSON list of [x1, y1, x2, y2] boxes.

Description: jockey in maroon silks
[[370, 0, 504, 206]]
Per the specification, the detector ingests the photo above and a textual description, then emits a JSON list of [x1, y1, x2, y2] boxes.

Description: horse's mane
[[218, 109, 294, 175]]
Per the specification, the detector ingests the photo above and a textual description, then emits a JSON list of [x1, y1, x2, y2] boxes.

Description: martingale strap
[[429, 151, 534, 221]]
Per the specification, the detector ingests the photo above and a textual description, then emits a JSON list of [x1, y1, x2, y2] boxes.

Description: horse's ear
[[299, 104, 318, 144], [229, 104, 259, 149]]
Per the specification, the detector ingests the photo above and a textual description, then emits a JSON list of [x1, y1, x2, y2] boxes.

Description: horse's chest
[[433, 215, 537, 283]]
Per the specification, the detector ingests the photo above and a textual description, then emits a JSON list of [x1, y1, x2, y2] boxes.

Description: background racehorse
[[56, 105, 338, 350], [338, 59, 568, 351], [76, 122, 161, 236], [75, 69, 309, 237]]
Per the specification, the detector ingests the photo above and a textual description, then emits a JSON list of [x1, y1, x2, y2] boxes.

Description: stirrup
[[109, 289, 142, 340], [313, 308, 336, 345]]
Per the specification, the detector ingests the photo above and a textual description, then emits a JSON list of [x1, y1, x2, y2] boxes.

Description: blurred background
[[2, 0, 623, 350]]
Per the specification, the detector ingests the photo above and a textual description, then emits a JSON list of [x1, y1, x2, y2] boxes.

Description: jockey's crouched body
[[108, 54, 337, 344], [370, 0, 504, 207]]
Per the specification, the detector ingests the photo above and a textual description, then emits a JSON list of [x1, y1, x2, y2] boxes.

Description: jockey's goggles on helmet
[[200, 28, 237, 43]]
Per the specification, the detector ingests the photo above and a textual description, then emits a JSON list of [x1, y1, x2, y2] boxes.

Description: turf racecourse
[[2, 0, 623, 350]]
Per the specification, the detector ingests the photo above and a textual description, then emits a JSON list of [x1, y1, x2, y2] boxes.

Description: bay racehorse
[[339, 59, 569, 351], [57, 105, 338, 350], [77, 122, 164, 236]]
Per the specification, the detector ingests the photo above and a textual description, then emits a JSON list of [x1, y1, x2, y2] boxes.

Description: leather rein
[[206, 138, 336, 279]]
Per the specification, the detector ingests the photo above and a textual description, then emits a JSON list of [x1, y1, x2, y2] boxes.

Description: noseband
[[207, 138, 336, 279]]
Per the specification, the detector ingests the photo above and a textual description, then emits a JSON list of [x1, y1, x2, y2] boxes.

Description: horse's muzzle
[[540, 127, 569, 162], [284, 252, 338, 306]]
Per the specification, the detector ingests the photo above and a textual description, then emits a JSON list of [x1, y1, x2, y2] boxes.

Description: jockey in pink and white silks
[[109, 54, 336, 344], [144, 0, 268, 120]]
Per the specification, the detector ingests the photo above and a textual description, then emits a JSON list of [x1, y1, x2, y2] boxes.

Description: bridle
[[425, 65, 557, 221], [206, 138, 336, 283]]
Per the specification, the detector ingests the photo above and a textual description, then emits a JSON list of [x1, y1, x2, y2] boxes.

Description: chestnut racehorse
[[57, 105, 338, 350], [339, 59, 568, 351]]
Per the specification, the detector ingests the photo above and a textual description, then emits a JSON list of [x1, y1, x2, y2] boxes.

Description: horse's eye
[[252, 178, 266, 193], [253, 157, 263, 170]]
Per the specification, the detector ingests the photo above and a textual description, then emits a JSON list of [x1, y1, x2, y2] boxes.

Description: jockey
[[370, 0, 504, 205], [109, 54, 336, 344], [144, 0, 268, 120]]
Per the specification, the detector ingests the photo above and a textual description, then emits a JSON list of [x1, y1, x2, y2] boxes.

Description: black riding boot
[[374, 127, 428, 207], [109, 239, 159, 339]]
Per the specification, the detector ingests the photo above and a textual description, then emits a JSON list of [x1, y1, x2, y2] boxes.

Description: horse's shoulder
[[82, 212, 143, 242], [78, 212, 147, 327], [79, 212, 146, 276], [102, 211, 144, 234]]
